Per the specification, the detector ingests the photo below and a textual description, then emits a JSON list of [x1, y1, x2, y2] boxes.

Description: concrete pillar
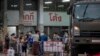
[[3, 0, 7, 37], [19, 0, 24, 33], [37, 0, 44, 33], [70, 0, 76, 5], [47, 27, 50, 36]]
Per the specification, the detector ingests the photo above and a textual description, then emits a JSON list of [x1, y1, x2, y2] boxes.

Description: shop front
[[43, 12, 70, 36], [7, 11, 37, 34], [7, 11, 70, 35]]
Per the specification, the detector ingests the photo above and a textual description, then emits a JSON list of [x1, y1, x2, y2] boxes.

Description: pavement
[[0, 53, 33, 56], [0, 51, 68, 56], [0, 53, 68, 56], [0, 53, 5, 56]]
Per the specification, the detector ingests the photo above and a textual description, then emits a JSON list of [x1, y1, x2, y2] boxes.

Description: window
[[7, 0, 38, 10]]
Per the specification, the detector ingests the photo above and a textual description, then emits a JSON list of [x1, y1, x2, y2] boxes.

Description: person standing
[[7, 47, 15, 56], [10, 33, 17, 52], [4, 34, 10, 54], [27, 31, 34, 54], [33, 30, 40, 42], [19, 32, 27, 56], [53, 32, 61, 56], [39, 32, 48, 56], [53, 32, 61, 41], [63, 32, 69, 52], [32, 30, 40, 55]]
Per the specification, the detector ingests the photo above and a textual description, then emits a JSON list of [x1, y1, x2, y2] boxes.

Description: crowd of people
[[3, 30, 69, 56]]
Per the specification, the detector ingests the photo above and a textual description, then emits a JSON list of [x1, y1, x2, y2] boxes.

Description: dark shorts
[[22, 45, 27, 52], [4, 43, 9, 49], [10, 43, 17, 51], [64, 43, 68, 51]]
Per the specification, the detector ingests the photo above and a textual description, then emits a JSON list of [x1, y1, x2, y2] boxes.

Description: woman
[[20, 33, 27, 56], [4, 34, 10, 50]]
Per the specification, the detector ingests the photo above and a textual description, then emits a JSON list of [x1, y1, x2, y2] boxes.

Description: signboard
[[7, 11, 37, 26], [43, 12, 70, 26], [44, 41, 63, 52], [23, 11, 37, 26], [7, 11, 70, 26]]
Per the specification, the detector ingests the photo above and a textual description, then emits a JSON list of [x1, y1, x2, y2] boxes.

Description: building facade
[[5, 0, 70, 36]]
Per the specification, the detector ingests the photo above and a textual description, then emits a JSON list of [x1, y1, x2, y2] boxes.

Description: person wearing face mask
[[39, 32, 48, 56], [52, 32, 61, 56]]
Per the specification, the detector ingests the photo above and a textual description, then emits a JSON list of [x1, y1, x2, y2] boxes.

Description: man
[[39, 32, 48, 56], [32, 30, 40, 55], [7, 47, 15, 56], [27, 31, 34, 48], [53, 32, 61, 56], [63, 32, 69, 53]]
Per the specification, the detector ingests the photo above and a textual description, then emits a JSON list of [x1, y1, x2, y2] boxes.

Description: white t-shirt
[[33, 34, 39, 41], [63, 33, 68, 43]]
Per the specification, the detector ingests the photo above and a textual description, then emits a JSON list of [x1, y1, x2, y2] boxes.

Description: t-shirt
[[10, 36, 17, 44], [53, 36, 61, 41], [39, 35, 48, 42], [33, 34, 39, 41]]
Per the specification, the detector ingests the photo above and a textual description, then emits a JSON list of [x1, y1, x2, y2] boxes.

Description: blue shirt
[[28, 35, 34, 44], [39, 35, 48, 42]]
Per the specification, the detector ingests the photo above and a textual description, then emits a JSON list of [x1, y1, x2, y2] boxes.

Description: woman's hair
[[54, 32, 58, 34], [35, 30, 39, 33], [11, 33, 15, 36], [20, 32, 24, 35]]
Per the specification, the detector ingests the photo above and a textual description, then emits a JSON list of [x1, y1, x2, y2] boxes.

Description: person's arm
[[39, 36, 41, 41], [11, 37, 17, 41]]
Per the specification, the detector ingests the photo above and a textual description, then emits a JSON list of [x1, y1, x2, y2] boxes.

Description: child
[[7, 47, 15, 56]]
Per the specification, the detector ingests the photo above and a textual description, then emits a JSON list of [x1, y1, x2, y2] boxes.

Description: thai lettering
[[49, 13, 62, 22], [23, 12, 34, 21]]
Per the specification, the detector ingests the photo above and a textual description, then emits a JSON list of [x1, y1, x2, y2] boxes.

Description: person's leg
[[24, 46, 27, 56], [54, 52, 57, 56], [21, 45, 24, 56], [42, 42, 44, 56], [22, 45, 28, 56]]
